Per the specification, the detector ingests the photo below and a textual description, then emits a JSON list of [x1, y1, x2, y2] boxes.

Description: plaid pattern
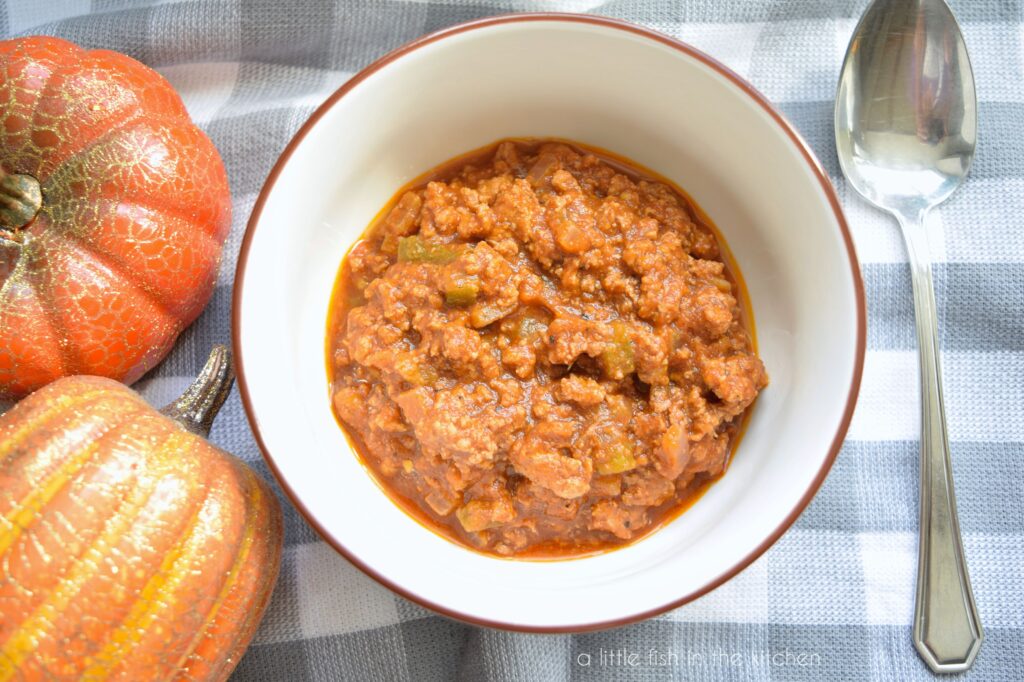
[[2, 0, 1022, 679]]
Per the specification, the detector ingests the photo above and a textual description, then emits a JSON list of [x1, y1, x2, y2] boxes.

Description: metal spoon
[[835, 0, 981, 673]]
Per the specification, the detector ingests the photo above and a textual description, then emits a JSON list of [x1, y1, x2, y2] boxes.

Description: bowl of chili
[[234, 13, 865, 631]]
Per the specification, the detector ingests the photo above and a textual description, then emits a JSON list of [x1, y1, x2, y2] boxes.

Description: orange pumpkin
[[0, 346, 282, 681], [0, 36, 231, 399]]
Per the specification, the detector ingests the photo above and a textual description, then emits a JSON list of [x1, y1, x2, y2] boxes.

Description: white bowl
[[234, 14, 864, 631]]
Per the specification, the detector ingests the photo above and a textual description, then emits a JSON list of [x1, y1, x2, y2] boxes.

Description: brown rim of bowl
[[232, 12, 867, 633]]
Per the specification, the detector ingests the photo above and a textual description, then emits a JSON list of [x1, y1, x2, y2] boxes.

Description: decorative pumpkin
[[0, 346, 282, 681], [0, 36, 231, 399]]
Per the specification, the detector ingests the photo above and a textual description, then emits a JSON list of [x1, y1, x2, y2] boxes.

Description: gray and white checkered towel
[[2, 1, 1021, 680]]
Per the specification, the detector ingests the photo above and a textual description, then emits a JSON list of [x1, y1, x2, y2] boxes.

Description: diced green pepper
[[397, 236, 457, 264], [397, 236, 424, 262], [470, 303, 512, 328], [445, 277, 479, 306], [595, 440, 637, 475], [415, 363, 439, 386], [396, 355, 439, 386], [456, 497, 515, 532], [600, 322, 635, 378], [345, 276, 369, 307]]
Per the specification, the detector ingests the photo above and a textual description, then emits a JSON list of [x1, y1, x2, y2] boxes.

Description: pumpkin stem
[[0, 167, 42, 242], [161, 345, 235, 437]]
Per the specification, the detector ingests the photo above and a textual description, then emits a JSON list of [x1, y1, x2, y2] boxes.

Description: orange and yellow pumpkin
[[0, 36, 231, 398], [0, 346, 282, 681]]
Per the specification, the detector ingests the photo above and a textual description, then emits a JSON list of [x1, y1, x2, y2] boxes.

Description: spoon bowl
[[836, 0, 976, 216], [835, 0, 982, 673]]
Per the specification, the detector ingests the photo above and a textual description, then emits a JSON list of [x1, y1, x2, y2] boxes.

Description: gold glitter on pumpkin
[[0, 346, 282, 681], [0, 36, 231, 398]]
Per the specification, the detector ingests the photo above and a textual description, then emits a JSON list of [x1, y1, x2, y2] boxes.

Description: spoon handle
[[898, 211, 983, 673]]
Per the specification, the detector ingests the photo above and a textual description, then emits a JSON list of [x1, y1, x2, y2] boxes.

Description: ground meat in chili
[[327, 139, 767, 557]]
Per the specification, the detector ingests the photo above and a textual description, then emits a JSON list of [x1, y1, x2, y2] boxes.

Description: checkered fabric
[[1, 1, 1021, 680]]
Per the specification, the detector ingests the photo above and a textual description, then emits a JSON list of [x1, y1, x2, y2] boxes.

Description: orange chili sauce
[[325, 138, 759, 560]]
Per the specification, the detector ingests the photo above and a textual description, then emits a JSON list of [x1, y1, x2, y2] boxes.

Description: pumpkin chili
[[327, 139, 767, 558]]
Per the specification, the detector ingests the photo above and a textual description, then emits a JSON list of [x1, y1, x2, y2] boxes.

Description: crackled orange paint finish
[[0, 376, 282, 681], [0, 36, 231, 398]]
